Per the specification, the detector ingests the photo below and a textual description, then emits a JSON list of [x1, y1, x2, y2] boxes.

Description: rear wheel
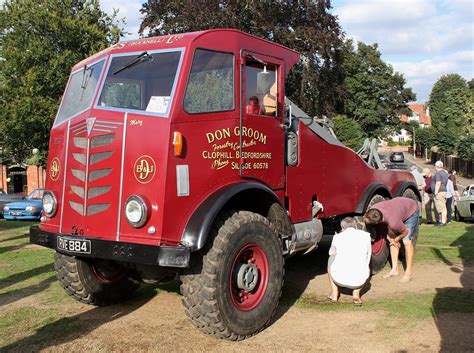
[[180, 211, 284, 340], [365, 194, 390, 274], [454, 207, 463, 222], [54, 253, 139, 306]]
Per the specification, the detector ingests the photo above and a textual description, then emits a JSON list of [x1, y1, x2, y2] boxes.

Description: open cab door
[[239, 51, 286, 189]]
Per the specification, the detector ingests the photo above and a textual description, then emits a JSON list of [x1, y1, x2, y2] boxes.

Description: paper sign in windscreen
[[146, 96, 170, 113]]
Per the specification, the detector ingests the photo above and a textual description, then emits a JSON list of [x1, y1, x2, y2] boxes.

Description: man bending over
[[364, 197, 419, 283]]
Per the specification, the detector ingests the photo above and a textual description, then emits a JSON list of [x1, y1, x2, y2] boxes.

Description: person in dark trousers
[[422, 168, 439, 224], [364, 197, 419, 283], [446, 178, 456, 223]]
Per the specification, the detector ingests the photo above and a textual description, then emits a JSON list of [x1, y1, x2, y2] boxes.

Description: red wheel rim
[[371, 224, 386, 255], [371, 236, 385, 255], [91, 261, 127, 284], [230, 243, 269, 311]]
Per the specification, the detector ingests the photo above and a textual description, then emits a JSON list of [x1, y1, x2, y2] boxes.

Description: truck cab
[[31, 29, 418, 340]]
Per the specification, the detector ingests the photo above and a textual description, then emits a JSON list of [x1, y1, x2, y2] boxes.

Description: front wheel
[[180, 211, 284, 340], [54, 253, 139, 306]]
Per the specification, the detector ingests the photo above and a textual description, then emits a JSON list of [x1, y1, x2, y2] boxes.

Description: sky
[[77, 0, 474, 103]]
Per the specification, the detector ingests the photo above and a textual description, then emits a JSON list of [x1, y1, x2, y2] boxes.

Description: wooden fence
[[430, 151, 473, 179]]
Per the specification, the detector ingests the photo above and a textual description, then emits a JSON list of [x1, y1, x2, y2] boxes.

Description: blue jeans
[[403, 213, 419, 244]]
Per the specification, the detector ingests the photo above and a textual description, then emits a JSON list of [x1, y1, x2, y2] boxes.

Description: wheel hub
[[236, 263, 259, 292]]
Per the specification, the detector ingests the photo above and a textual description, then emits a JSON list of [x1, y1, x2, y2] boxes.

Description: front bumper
[[3, 211, 41, 220], [30, 226, 190, 268]]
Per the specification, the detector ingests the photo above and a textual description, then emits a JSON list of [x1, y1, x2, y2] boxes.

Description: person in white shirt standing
[[327, 217, 372, 306]]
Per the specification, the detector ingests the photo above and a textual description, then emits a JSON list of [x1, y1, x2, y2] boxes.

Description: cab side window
[[184, 49, 234, 114], [245, 62, 277, 117]]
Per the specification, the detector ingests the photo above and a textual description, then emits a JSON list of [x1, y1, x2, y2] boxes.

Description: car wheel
[[54, 253, 139, 306]]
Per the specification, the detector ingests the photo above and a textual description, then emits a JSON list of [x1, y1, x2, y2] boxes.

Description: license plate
[[57, 236, 91, 254], [10, 211, 22, 216]]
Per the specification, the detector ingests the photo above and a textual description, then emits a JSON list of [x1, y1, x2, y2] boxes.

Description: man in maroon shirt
[[364, 197, 419, 282]]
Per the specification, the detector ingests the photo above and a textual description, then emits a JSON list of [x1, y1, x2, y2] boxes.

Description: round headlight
[[124, 196, 148, 228], [43, 191, 57, 217], [3, 206, 9, 211]]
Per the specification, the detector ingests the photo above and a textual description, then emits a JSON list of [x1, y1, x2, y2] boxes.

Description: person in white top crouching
[[327, 217, 372, 306]]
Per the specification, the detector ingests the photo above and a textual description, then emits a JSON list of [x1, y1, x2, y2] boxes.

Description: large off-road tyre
[[54, 253, 139, 306], [365, 194, 390, 274], [180, 211, 284, 341]]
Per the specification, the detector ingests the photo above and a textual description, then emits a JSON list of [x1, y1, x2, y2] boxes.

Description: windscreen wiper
[[113, 51, 152, 75], [80, 65, 94, 100]]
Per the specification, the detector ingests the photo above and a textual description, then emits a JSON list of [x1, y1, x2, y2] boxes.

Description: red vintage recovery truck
[[30, 29, 419, 340]]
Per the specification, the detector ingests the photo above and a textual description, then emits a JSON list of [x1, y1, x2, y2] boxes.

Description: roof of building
[[400, 103, 431, 126]]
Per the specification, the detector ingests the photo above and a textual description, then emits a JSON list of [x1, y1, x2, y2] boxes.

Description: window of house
[[245, 62, 277, 116], [184, 49, 234, 114]]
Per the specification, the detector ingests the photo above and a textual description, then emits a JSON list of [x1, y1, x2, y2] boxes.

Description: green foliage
[[331, 115, 365, 150], [457, 135, 474, 160], [139, 0, 344, 117], [341, 40, 416, 139], [415, 127, 436, 149], [0, 0, 122, 163], [101, 82, 142, 110], [428, 74, 470, 151], [184, 69, 234, 113]]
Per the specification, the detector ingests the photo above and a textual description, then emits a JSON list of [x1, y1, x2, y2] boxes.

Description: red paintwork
[[40, 29, 414, 249]]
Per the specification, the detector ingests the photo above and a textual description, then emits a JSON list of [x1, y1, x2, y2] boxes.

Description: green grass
[[0, 218, 473, 349], [284, 289, 474, 319], [416, 220, 474, 263]]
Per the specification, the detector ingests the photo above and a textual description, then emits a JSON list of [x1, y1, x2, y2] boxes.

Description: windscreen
[[97, 50, 182, 115], [56, 60, 105, 125]]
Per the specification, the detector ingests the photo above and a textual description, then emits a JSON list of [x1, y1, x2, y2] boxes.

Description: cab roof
[[72, 29, 300, 74]]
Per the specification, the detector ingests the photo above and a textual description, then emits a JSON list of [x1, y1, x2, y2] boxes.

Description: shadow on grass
[[1, 285, 157, 352], [432, 224, 474, 351], [1, 233, 29, 243], [0, 220, 35, 232], [0, 276, 56, 306], [273, 238, 334, 320], [0, 243, 30, 255], [0, 264, 53, 291]]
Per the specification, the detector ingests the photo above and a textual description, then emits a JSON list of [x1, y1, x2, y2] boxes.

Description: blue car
[[3, 188, 44, 221]]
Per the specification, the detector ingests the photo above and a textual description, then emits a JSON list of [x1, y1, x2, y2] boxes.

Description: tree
[[415, 127, 436, 149], [139, 0, 344, 117], [429, 74, 469, 130], [331, 115, 365, 150], [428, 74, 470, 150], [457, 135, 474, 160], [340, 40, 415, 139], [0, 0, 122, 163], [466, 78, 474, 129]]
